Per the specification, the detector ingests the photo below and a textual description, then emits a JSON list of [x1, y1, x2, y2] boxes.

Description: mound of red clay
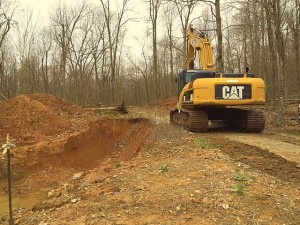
[[158, 96, 178, 111], [0, 94, 98, 144]]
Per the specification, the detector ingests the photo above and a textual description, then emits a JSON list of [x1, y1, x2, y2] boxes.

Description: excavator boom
[[186, 25, 216, 71]]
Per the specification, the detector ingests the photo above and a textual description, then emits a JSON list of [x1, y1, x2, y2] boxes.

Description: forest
[[0, 0, 299, 108]]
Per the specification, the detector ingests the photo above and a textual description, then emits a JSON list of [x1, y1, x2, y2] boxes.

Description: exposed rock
[[38, 222, 48, 225], [221, 203, 229, 209], [47, 190, 55, 198], [73, 172, 84, 180], [71, 198, 78, 203]]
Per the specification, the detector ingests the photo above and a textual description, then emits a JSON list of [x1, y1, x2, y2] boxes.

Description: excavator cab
[[177, 69, 215, 98]]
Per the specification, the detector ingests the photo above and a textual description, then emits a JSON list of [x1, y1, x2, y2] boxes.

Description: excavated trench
[[0, 118, 150, 214], [43, 117, 150, 170], [1, 118, 150, 180]]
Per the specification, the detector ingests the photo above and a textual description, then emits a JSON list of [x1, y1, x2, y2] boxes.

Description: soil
[[0, 94, 99, 144], [0, 95, 300, 225]]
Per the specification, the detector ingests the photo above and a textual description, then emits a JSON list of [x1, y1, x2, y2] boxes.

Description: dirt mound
[[158, 96, 177, 111], [0, 94, 98, 144]]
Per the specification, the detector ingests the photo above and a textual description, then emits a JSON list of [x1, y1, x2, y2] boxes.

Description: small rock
[[189, 197, 196, 201], [48, 190, 55, 198], [38, 222, 48, 225], [73, 172, 84, 180], [176, 206, 181, 211], [71, 198, 78, 203], [221, 203, 229, 209], [63, 183, 69, 190]]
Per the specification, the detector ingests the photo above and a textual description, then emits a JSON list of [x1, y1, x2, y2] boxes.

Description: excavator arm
[[186, 25, 216, 71]]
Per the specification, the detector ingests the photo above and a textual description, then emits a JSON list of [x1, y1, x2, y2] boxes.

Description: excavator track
[[242, 109, 265, 132], [226, 108, 265, 133], [189, 111, 209, 132], [171, 108, 265, 133], [170, 109, 208, 132]]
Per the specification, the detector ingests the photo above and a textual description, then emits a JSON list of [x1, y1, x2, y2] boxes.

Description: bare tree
[[286, 0, 300, 91], [50, 1, 88, 98], [14, 8, 41, 94], [214, 0, 224, 72], [128, 43, 151, 104], [0, 0, 16, 48], [0, 0, 17, 98], [170, 0, 200, 68], [163, 3, 176, 93], [90, 11, 107, 105], [38, 28, 53, 94], [99, 0, 131, 105], [197, 0, 223, 72], [146, 0, 162, 104], [271, 0, 288, 126]]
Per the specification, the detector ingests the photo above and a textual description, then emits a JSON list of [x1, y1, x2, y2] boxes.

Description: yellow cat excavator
[[170, 25, 265, 132]]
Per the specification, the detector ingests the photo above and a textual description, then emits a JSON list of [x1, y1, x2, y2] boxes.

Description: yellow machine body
[[178, 77, 265, 109]]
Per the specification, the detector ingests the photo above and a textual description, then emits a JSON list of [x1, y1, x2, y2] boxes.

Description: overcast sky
[[18, 0, 98, 16], [16, 0, 214, 57], [18, 0, 56, 20], [17, 0, 152, 55]]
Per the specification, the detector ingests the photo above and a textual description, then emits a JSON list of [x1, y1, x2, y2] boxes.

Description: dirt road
[[223, 132, 300, 165], [1, 105, 300, 225]]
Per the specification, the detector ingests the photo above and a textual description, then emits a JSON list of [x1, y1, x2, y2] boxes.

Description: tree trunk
[[273, 0, 286, 126], [215, 0, 224, 72], [265, 4, 277, 106]]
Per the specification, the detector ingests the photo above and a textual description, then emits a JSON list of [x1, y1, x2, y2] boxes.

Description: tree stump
[[115, 101, 128, 114]]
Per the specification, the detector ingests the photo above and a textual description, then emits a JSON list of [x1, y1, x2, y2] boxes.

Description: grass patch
[[285, 130, 300, 137], [235, 172, 247, 181], [232, 172, 250, 195], [160, 164, 169, 172], [197, 137, 215, 149], [233, 183, 246, 195]]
